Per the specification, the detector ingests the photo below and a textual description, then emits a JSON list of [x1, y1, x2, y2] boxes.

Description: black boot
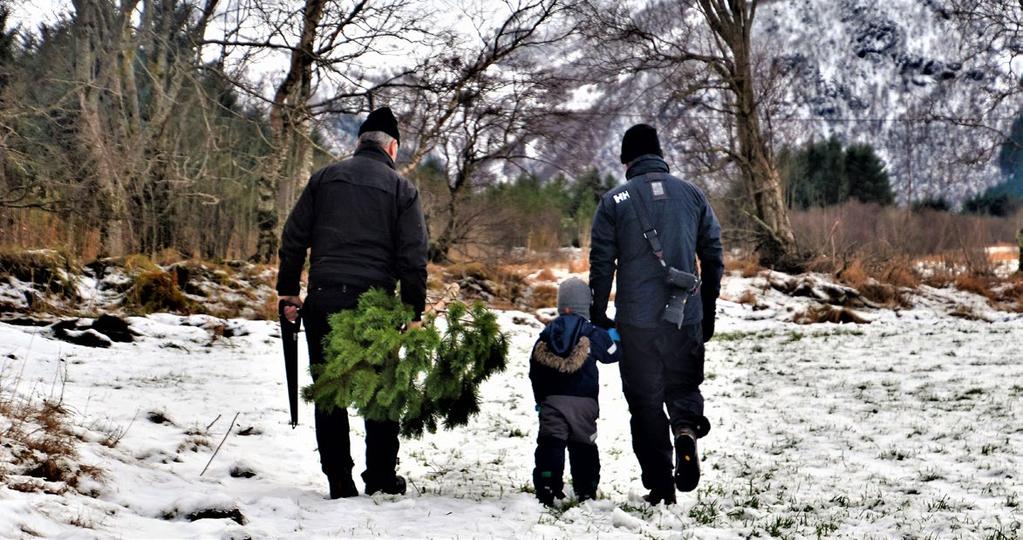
[[568, 442, 600, 502], [363, 474, 407, 496], [643, 485, 677, 505], [534, 436, 567, 507], [328, 475, 358, 499], [533, 468, 566, 507], [673, 426, 700, 492]]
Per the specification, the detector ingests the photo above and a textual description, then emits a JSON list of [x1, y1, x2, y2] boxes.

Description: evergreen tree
[[303, 289, 509, 438], [783, 137, 848, 209], [962, 191, 1020, 217], [845, 144, 895, 206], [912, 197, 952, 212], [781, 137, 894, 209], [996, 108, 1023, 197]]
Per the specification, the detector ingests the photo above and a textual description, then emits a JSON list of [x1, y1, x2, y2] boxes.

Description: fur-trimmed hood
[[532, 336, 591, 374], [528, 313, 620, 403]]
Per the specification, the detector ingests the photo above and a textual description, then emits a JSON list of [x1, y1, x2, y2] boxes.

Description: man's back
[[590, 155, 723, 329], [276, 142, 427, 315]]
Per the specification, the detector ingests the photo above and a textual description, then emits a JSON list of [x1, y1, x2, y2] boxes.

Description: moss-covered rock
[[0, 249, 79, 302]]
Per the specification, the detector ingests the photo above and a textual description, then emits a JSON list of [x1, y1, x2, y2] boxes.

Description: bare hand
[[279, 295, 303, 322], [405, 320, 423, 332]]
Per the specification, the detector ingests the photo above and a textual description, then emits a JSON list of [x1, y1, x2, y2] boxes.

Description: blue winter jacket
[[529, 314, 621, 402], [589, 155, 724, 329]]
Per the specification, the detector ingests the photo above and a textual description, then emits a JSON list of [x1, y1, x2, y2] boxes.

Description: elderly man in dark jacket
[[589, 124, 724, 505], [276, 107, 428, 499]]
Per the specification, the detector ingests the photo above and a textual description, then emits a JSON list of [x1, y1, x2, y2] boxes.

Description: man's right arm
[[696, 193, 724, 342], [276, 175, 318, 297], [395, 181, 428, 321], [588, 196, 617, 329]]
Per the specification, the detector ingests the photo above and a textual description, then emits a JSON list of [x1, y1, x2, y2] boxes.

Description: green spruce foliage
[[962, 191, 1020, 217], [996, 108, 1023, 198], [780, 137, 894, 209], [302, 289, 509, 438]]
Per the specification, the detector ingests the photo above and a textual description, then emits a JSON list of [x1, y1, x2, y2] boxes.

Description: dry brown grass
[[879, 258, 921, 289], [830, 258, 913, 307], [567, 258, 590, 274], [534, 268, 557, 282], [0, 392, 103, 493], [794, 304, 870, 325], [255, 294, 279, 321], [0, 248, 79, 304], [127, 271, 197, 314], [736, 290, 759, 306], [953, 274, 995, 300], [529, 284, 559, 310], [837, 259, 869, 290], [725, 252, 763, 278]]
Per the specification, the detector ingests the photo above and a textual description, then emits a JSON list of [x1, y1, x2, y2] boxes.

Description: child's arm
[[586, 324, 621, 364]]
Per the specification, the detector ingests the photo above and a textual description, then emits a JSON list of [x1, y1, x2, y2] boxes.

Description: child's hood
[[545, 314, 587, 356], [533, 314, 591, 374]]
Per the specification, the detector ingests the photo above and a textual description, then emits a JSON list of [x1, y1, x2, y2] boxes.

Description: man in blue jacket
[[589, 124, 724, 505]]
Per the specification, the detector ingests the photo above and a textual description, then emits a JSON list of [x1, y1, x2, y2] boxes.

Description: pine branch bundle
[[302, 289, 508, 438]]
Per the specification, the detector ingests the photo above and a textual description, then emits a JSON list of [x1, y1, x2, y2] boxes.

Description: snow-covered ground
[[1, 274, 1022, 539]]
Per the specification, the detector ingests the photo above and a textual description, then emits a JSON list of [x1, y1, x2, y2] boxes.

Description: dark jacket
[[589, 155, 724, 329], [275, 143, 429, 318], [529, 314, 620, 402]]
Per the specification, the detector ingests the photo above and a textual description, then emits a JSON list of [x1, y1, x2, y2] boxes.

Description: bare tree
[[208, 0, 427, 262], [574, 0, 800, 268], [380, 0, 577, 262], [65, 0, 219, 256]]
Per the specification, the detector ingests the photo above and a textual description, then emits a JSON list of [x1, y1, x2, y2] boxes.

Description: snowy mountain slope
[[756, 0, 1020, 203], [1, 274, 1021, 538]]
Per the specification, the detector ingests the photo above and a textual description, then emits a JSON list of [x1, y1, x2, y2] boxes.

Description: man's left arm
[[696, 195, 724, 342], [396, 182, 429, 321]]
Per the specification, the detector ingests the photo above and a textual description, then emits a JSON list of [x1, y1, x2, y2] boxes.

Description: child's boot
[[568, 442, 600, 501], [534, 436, 567, 506]]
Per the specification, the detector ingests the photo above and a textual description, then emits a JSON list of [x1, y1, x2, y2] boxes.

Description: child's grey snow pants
[[534, 395, 600, 498]]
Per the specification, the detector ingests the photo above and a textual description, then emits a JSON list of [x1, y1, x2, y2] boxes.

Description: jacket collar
[[354, 141, 396, 170], [626, 154, 670, 179]]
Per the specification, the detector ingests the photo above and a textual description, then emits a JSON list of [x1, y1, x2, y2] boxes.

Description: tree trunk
[[72, 0, 129, 257], [253, 0, 325, 263], [429, 191, 459, 263], [699, 0, 799, 269], [732, 42, 798, 269]]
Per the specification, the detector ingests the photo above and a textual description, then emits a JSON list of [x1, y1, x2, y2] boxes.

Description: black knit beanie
[[358, 107, 400, 144], [620, 123, 662, 164]]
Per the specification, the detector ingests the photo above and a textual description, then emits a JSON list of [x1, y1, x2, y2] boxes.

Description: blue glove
[[608, 328, 621, 343]]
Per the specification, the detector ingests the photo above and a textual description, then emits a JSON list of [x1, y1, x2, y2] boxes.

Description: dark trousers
[[533, 396, 600, 497], [303, 285, 400, 485], [618, 322, 707, 490]]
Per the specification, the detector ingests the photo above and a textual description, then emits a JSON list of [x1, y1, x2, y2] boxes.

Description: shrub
[[953, 274, 995, 300], [127, 271, 197, 314]]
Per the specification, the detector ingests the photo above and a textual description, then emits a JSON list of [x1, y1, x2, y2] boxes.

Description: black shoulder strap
[[625, 173, 668, 269]]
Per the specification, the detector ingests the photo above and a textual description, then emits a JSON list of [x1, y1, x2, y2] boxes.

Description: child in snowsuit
[[530, 277, 621, 505]]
